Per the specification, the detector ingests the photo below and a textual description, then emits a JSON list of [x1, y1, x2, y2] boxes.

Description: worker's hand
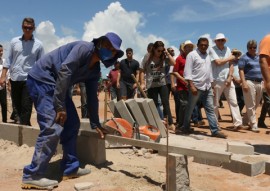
[[55, 110, 67, 126]]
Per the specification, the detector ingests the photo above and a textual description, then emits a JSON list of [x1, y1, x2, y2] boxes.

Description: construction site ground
[[0, 91, 270, 191]]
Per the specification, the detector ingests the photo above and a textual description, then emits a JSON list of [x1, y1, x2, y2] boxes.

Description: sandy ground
[[0, 91, 270, 191]]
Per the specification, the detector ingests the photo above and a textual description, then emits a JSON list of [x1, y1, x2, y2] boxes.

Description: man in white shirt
[[209, 33, 244, 130], [183, 37, 227, 138]]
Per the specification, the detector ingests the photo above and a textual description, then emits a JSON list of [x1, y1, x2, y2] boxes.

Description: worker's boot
[[62, 168, 91, 180], [22, 178, 58, 189]]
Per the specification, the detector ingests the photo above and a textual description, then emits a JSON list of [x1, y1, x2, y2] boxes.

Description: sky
[[1, 0, 270, 77]]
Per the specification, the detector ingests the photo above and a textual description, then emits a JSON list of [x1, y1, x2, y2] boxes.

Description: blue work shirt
[[4, 35, 44, 81], [29, 41, 101, 129], [238, 52, 262, 81]]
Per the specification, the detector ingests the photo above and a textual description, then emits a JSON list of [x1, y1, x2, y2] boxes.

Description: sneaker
[[258, 121, 268, 128], [251, 126, 260, 133], [211, 131, 227, 139], [63, 168, 91, 180], [22, 178, 58, 189]]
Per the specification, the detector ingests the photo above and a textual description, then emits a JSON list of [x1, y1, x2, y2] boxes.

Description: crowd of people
[[106, 33, 270, 139], [0, 16, 269, 190]]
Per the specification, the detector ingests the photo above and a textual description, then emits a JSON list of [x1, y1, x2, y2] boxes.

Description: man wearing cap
[[209, 33, 244, 130], [21, 32, 124, 189], [171, 40, 194, 133]]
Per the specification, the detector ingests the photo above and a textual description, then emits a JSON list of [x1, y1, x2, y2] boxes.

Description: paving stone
[[223, 154, 266, 176], [0, 123, 19, 145], [74, 182, 94, 191], [125, 99, 148, 126], [135, 98, 157, 127], [115, 100, 135, 126], [227, 141, 254, 155], [108, 99, 121, 118]]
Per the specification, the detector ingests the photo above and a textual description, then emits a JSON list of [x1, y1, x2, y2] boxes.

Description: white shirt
[[209, 46, 231, 82], [184, 49, 213, 91]]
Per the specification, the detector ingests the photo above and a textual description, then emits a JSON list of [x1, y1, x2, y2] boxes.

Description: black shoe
[[212, 131, 227, 139], [258, 121, 268, 128], [181, 128, 194, 134]]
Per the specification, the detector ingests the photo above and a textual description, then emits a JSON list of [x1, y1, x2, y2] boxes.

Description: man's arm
[[260, 55, 270, 95], [239, 68, 248, 92]]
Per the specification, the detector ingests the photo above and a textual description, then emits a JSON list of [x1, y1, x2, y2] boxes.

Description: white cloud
[[172, 0, 270, 22], [35, 21, 77, 53], [61, 25, 77, 36], [34, 2, 178, 77]]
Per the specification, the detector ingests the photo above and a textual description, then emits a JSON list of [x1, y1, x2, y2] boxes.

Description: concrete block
[[74, 182, 94, 191], [0, 123, 19, 145], [223, 155, 265, 176], [146, 99, 167, 137], [193, 157, 223, 167], [135, 98, 157, 127], [80, 118, 90, 131], [125, 99, 148, 126], [227, 141, 254, 155], [168, 153, 190, 191], [108, 99, 121, 118], [265, 161, 270, 175], [77, 129, 106, 165], [115, 100, 135, 126], [21, 126, 40, 147]]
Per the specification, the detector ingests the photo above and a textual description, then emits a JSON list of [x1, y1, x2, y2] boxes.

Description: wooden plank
[[80, 130, 231, 162]]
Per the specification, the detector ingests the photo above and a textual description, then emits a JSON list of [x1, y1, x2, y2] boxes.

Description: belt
[[246, 79, 262, 83]]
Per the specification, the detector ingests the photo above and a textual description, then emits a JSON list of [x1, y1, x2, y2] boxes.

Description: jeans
[[183, 88, 219, 135], [23, 77, 80, 180], [147, 85, 173, 125], [174, 90, 188, 129], [192, 103, 203, 123], [10, 80, 33, 125], [110, 85, 120, 101]]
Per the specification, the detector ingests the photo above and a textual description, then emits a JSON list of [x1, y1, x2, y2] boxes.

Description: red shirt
[[173, 54, 188, 91], [108, 69, 119, 86]]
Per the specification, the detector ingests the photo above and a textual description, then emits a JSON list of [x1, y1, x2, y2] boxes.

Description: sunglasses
[[248, 47, 257, 50], [156, 49, 164, 53], [23, 26, 34, 30]]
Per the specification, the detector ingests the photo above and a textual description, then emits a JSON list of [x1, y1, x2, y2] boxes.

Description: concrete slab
[[223, 154, 266, 176], [125, 99, 148, 126], [77, 129, 106, 165], [265, 161, 270, 175], [108, 99, 121, 118], [135, 98, 157, 127], [0, 123, 19, 145], [115, 100, 135, 126], [21, 126, 40, 147], [227, 141, 254, 155], [146, 99, 167, 137]]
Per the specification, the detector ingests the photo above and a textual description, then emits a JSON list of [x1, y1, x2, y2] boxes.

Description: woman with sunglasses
[[140, 41, 175, 131]]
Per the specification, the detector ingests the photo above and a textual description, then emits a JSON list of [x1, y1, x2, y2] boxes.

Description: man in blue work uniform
[[21, 32, 124, 189]]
